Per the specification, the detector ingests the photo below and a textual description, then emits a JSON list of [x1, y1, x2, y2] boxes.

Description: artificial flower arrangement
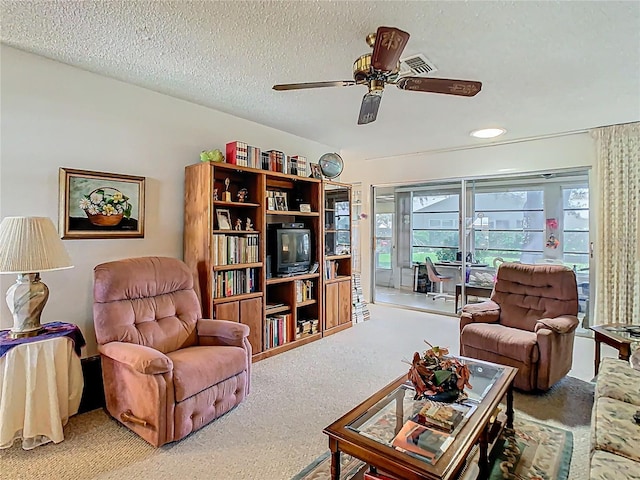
[[79, 187, 131, 226], [407, 341, 472, 402]]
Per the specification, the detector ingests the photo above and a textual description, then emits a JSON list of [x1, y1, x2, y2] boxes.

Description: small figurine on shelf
[[213, 188, 219, 201], [234, 218, 242, 231], [245, 217, 254, 231], [223, 178, 232, 202], [237, 188, 248, 203]]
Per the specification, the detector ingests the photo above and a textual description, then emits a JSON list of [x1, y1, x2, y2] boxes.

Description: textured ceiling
[[1, 1, 639, 160]]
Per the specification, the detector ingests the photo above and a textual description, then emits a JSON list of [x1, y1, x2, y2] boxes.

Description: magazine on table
[[391, 420, 454, 464], [412, 400, 477, 434]]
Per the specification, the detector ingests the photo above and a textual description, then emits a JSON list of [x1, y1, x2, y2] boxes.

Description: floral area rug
[[291, 418, 573, 480]]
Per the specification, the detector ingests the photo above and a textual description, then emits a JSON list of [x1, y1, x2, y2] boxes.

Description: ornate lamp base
[[6, 273, 49, 339]]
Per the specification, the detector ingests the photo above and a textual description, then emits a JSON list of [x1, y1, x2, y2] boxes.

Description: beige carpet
[[0, 304, 595, 480]]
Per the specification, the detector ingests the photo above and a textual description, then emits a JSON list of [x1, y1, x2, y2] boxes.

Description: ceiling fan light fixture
[[470, 128, 506, 139]]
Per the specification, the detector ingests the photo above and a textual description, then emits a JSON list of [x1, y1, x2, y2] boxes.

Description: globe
[[318, 153, 344, 179]]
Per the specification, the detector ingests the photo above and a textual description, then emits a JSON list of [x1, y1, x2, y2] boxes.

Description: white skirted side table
[[0, 333, 84, 450]]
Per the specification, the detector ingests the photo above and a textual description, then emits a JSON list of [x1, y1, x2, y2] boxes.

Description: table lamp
[[0, 217, 73, 338]]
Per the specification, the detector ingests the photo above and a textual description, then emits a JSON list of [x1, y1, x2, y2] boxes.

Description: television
[[272, 227, 312, 275]]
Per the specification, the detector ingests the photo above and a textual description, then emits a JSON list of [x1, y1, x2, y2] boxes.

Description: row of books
[[324, 260, 340, 279], [265, 314, 291, 349], [295, 279, 314, 303], [226, 141, 309, 176], [212, 234, 259, 266], [212, 268, 258, 298]]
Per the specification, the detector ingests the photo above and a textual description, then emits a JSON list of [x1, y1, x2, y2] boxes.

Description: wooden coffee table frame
[[324, 358, 517, 480]]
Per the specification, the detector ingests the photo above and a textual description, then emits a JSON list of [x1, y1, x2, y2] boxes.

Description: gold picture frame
[[59, 168, 145, 239]]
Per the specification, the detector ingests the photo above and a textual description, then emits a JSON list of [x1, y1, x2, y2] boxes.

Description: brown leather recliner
[[460, 262, 579, 392], [93, 256, 251, 447]]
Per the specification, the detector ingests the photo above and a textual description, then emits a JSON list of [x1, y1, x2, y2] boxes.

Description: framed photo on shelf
[[275, 192, 288, 211], [216, 209, 232, 230], [58, 167, 145, 239], [309, 163, 322, 179], [267, 197, 276, 211], [299, 203, 311, 213]]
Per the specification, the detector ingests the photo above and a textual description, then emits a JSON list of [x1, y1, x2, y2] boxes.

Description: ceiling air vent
[[399, 54, 438, 77]]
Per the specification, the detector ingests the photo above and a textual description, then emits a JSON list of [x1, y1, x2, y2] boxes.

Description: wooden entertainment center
[[184, 161, 352, 362]]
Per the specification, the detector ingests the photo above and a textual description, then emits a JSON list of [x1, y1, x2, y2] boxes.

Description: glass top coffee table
[[323, 357, 517, 480]]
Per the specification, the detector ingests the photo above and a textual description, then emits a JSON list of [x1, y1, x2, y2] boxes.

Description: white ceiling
[[1, 1, 639, 160]]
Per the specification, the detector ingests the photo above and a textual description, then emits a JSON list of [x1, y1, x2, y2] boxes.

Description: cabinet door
[[325, 282, 339, 330], [338, 279, 352, 326], [240, 297, 263, 354], [214, 301, 239, 323]]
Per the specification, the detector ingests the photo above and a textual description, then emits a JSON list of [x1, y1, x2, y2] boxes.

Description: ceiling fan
[[273, 26, 482, 125]]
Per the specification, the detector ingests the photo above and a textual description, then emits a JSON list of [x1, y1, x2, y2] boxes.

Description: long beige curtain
[[593, 122, 640, 325]]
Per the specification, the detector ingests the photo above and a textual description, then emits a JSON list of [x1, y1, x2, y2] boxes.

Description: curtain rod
[[361, 120, 640, 163]]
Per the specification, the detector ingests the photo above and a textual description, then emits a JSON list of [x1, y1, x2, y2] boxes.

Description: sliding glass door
[[372, 169, 593, 329]]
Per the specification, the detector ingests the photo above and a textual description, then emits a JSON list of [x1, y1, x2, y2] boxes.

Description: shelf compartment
[[266, 273, 320, 284], [213, 262, 262, 271], [212, 292, 263, 304]]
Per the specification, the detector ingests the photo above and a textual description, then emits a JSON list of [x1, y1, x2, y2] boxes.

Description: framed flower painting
[[59, 168, 145, 239]]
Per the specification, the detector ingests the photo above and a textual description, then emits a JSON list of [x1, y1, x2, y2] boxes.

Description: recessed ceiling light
[[470, 128, 506, 139]]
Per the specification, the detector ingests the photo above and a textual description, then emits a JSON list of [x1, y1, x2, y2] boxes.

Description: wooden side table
[[0, 335, 84, 449], [590, 324, 638, 375]]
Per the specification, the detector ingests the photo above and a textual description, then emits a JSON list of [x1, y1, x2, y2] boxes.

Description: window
[[563, 187, 589, 269], [473, 190, 545, 266], [412, 194, 460, 263]]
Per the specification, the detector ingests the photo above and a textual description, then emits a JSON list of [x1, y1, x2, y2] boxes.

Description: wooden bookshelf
[[184, 161, 351, 362]]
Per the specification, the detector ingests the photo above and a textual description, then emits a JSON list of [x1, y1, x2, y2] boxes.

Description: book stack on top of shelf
[[225, 141, 308, 176], [265, 314, 291, 349], [212, 234, 259, 265]]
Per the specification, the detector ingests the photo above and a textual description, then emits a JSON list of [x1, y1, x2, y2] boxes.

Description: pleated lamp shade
[[0, 217, 73, 274]]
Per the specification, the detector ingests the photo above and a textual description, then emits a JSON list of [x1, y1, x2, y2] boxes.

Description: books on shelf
[[225, 141, 308, 176], [295, 279, 314, 302], [295, 318, 319, 339], [265, 313, 291, 349], [212, 234, 259, 265], [324, 260, 339, 279], [212, 267, 258, 298]]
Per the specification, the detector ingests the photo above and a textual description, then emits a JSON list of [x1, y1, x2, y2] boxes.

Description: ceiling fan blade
[[273, 80, 356, 91], [371, 26, 410, 72], [396, 77, 482, 97], [357, 93, 382, 125]]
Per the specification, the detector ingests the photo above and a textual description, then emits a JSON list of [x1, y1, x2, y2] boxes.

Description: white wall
[[0, 46, 336, 355], [341, 133, 597, 301]]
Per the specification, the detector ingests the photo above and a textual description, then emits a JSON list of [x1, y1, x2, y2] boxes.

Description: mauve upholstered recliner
[[93, 256, 251, 447], [460, 262, 579, 392]]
